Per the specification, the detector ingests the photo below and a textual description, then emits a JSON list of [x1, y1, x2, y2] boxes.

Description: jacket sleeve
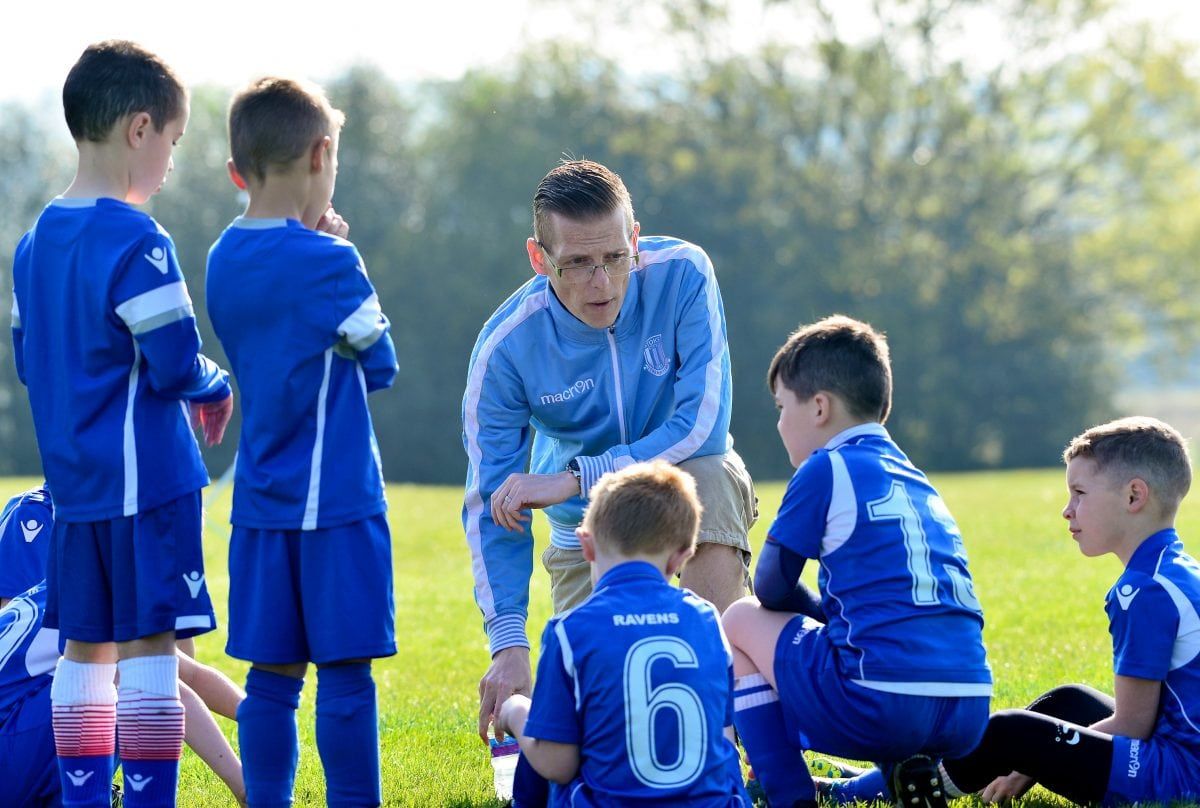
[[573, 250, 731, 497], [330, 247, 397, 392], [463, 338, 535, 655], [111, 232, 230, 403]]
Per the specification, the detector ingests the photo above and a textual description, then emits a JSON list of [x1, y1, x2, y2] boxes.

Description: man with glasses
[[463, 160, 756, 740]]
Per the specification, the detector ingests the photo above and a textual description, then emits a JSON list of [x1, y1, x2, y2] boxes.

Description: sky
[[4, 0, 1198, 110]]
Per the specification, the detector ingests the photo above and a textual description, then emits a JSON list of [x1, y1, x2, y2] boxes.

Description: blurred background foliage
[[1, 0, 1198, 484]]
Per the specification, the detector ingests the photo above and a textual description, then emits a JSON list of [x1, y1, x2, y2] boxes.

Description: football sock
[[238, 668, 304, 808], [817, 768, 889, 804], [52, 659, 118, 807], [316, 663, 381, 807], [116, 655, 184, 807], [732, 673, 815, 805]]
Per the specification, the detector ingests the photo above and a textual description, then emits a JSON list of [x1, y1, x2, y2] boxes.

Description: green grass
[[6, 468, 1193, 806]]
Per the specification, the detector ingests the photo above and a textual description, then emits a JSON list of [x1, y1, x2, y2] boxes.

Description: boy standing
[[207, 77, 398, 807], [10, 41, 233, 807], [931, 417, 1200, 804], [722, 316, 991, 808], [495, 460, 749, 806]]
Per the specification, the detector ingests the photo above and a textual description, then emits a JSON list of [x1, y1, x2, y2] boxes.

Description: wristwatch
[[566, 458, 582, 482]]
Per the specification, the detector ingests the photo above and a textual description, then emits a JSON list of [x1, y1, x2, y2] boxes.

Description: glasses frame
[[537, 241, 640, 285]]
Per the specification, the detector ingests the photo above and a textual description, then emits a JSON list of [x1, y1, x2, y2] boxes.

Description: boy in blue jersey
[[722, 316, 991, 808], [0, 484, 53, 605], [927, 417, 1200, 804], [10, 41, 233, 807], [495, 460, 750, 807], [207, 76, 398, 807]]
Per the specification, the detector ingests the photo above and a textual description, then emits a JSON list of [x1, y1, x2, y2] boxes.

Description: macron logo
[[144, 246, 169, 274], [1115, 584, 1140, 611], [183, 571, 205, 599], [66, 769, 94, 787], [20, 519, 42, 543], [128, 773, 154, 792], [540, 377, 595, 406]]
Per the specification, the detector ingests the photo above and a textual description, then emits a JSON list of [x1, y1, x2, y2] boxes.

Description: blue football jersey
[[524, 561, 749, 807], [207, 218, 397, 530], [1107, 529, 1200, 762], [768, 424, 991, 695], [0, 486, 52, 599], [0, 583, 57, 722], [11, 199, 229, 521]]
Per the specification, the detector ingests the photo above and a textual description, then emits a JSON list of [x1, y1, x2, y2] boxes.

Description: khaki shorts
[[542, 449, 758, 615]]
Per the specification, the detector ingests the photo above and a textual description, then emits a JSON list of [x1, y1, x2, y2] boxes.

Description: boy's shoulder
[[212, 219, 361, 270]]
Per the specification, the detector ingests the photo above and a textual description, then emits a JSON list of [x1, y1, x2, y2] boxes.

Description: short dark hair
[[1064, 416, 1192, 512], [63, 40, 186, 143], [767, 315, 893, 423], [532, 160, 635, 249], [228, 77, 345, 183], [583, 461, 702, 557]]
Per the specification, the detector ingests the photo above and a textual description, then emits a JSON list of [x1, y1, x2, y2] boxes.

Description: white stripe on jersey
[[10, 294, 19, 328], [303, 348, 334, 531], [555, 619, 583, 711], [122, 342, 141, 516], [1152, 546, 1200, 670], [114, 281, 195, 334], [338, 293, 387, 351], [822, 451, 858, 556]]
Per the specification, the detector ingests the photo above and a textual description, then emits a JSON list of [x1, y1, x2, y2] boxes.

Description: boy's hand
[[980, 771, 1034, 802], [479, 646, 531, 741], [495, 693, 531, 741], [191, 394, 234, 447], [316, 207, 350, 238]]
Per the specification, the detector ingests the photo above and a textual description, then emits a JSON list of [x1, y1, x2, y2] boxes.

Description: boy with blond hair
[[924, 417, 1200, 804], [10, 40, 233, 807], [722, 316, 991, 808], [495, 460, 749, 806], [206, 76, 398, 806]]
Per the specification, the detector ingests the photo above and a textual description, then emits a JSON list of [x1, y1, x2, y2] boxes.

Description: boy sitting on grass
[[496, 461, 749, 806]]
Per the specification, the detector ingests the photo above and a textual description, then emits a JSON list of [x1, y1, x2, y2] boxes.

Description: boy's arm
[[1089, 675, 1160, 740], [497, 694, 581, 784], [11, 296, 24, 386], [331, 250, 397, 392], [754, 539, 824, 620]]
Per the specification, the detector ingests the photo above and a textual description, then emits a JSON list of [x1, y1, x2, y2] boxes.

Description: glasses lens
[[559, 265, 594, 285], [605, 256, 635, 277]]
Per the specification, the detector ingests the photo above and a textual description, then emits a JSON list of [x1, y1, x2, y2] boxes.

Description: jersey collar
[[594, 559, 667, 591], [230, 216, 298, 230], [824, 422, 890, 451], [1127, 527, 1180, 573]]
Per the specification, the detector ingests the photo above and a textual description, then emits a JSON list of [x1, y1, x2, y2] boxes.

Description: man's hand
[[316, 207, 350, 238], [479, 646, 531, 741], [190, 394, 234, 447], [490, 472, 580, 533], [980, 772, 1034, 803]]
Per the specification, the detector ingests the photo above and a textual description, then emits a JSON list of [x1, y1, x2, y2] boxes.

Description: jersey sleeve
[[330, 246, 397, 392], [463, 339, 536, 654], [110, 230, 230, 402], [572, 251, 731, 497], [0, 494, 50, 598], [766, 452, 834, 559], [523, 619, 584, 745], [1108, 577, 1178, 681], [11, 233, 30, 386]]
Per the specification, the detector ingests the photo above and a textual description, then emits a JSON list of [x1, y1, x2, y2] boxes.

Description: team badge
[[643, 334, 670, 377]]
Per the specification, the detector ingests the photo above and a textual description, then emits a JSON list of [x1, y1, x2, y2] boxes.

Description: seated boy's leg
[[724, 600, 815, 806], [1026, 684, 1115, 725], [228, 526, 309, 807], [1, 680, 63, 807], [302, 514, 395, 807], [940, 709, 1111, 804]]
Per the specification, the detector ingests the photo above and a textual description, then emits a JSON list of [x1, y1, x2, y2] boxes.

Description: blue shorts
[[226, 514, 396, 665], [774, 616, 988, 763], [0, 679, 59, 807], [46, 491, 216, 643], [1107, 735, 1200, 803]]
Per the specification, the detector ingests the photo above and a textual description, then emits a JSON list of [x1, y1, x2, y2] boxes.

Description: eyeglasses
[[538, 242, 639, 286]]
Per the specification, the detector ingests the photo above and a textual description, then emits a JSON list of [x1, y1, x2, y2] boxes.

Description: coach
[[462, 160, 756, 736]]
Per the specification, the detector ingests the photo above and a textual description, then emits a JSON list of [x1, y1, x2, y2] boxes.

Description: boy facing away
[[206, 77, 399, 807], [10, 40, 233, 807], [924, 417, 1200, 804], [496, 461, 750, 807], [722, 315, 991, 808]]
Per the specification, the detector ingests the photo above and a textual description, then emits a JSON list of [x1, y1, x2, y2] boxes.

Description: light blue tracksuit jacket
[[462, 236, 733, 652]]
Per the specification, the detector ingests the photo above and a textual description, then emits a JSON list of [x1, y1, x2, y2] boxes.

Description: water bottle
[[489, 730, 521, 801]]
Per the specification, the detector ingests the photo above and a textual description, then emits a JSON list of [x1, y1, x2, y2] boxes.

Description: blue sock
[[820, 768, 889, 804], [238, 668, 303, 808], [316, 663, 381, 807], [733, 674, 815, 805]]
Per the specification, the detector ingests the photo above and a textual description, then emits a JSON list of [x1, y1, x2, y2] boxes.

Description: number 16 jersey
[[524, 561, 749, 807], [769, 423, 992, 696]]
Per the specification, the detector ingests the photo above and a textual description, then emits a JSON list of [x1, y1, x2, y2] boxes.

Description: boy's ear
[[126, 112, 153, 149], [226, 159, 247, 191], [812, 391, 833, 426], [1127, 478, 1152, 514], [310, 135, 332, 174], [665, 545, 695, 578], [578, 529, 596, 563]]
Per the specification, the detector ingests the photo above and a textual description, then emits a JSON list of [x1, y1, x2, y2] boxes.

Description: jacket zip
[[607, 326, 628, 444]]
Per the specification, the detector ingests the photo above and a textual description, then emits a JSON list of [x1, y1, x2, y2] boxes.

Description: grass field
[[7, 467, 1190, 807]]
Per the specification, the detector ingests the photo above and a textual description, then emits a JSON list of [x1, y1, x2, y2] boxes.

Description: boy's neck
[[592, 552, 673, 583], [243, 175, 315, 227], [1116, 518, 1176, 566], [820, 415, 878, 448], [64, 143, 133, 202]]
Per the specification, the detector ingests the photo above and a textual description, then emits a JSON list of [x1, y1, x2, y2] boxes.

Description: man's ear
[[226, 158, 248, 191], [1128, 478, 1152, 514], [527, 238, 549, 277], [126, 112, 153, 149], [310, 135, 332, 174]]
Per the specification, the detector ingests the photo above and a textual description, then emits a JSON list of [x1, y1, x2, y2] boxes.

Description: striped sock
[[117, 655, 184, 807], [733, 673, 815, 805], [52, 659, 118, 807]]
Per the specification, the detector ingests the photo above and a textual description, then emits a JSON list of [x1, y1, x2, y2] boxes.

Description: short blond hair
[[1064, 416, 1192, 512], [583, 461, 702, 557], [229, 77, 345, 183]]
